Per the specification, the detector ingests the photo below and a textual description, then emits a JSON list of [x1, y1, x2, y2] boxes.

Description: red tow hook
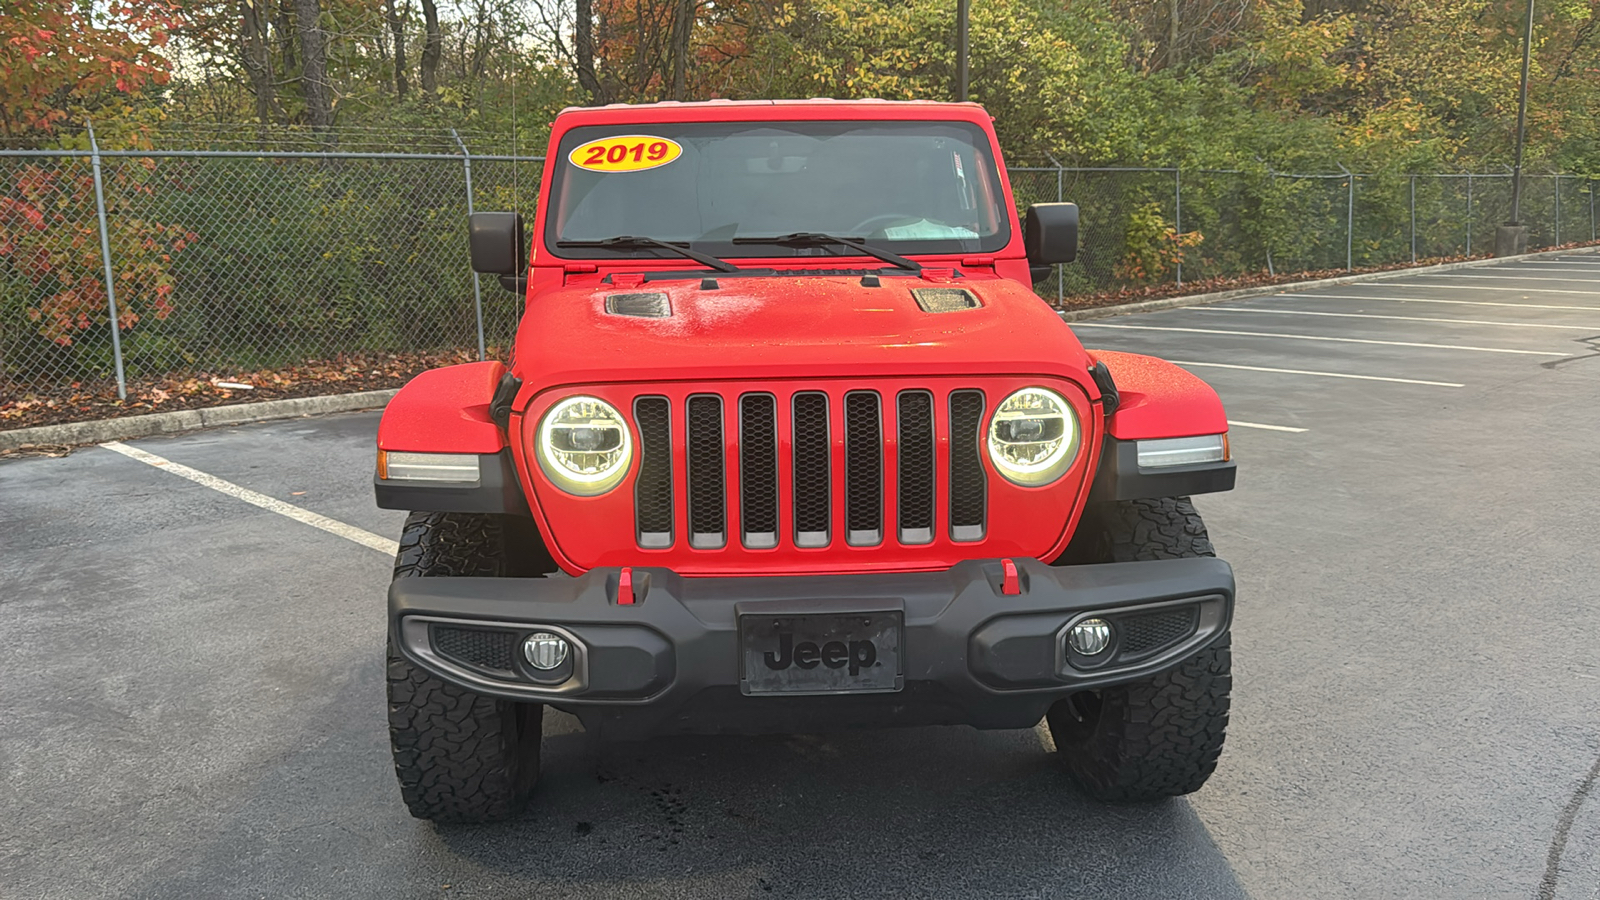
[[617, 567, 636, 605], [1001, 559, 1022, 596]]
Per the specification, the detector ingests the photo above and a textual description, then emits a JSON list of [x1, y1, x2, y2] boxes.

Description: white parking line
[[1416, 273, 1600, 285], [1501, 264, 1600, 273], [1350, 283, 1600, 296], [1169, 360, 1464, 387], [1278, 293, 1600, 312], [1228, 420, 1308, 433], [1202, 307, 1600, 331], [101, 441, 397, 556], [1071, 322, 1567, 356]]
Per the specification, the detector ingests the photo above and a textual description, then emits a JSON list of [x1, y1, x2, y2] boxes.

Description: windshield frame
[[541, 118, 1013, 263]]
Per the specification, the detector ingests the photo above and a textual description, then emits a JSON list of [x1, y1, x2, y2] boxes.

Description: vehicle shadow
[[424, 711, 1251, 899], [124, 663, 1249, 900]]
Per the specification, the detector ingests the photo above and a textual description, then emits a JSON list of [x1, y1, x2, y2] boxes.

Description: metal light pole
[[956, 0, 969, 102], [1497, 0, 1535, 255]]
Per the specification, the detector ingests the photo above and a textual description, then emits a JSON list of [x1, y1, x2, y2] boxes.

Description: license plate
[[739, 611, 903, 695]]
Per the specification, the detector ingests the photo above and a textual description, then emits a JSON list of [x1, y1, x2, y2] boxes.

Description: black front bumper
[[389, 557, 1233, 739]]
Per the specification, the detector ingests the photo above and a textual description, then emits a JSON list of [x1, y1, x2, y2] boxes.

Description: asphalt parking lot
[[4, 251, 1600, 899]]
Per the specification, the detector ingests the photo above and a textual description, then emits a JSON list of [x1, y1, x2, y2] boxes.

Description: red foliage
[[1, 161, 192, 344]]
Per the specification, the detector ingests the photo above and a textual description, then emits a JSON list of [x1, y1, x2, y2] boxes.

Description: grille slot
[[792, 392, 831, 548], [948, 390, 987, 541], [844, 392, 883, 545], [1117, 608, 1198, 659], [897, 391, 935, 544], [633, 396, 673, 547], [740, 394, 779, 548], [686, 395, 726, 548], [432, 625, 517, 674]]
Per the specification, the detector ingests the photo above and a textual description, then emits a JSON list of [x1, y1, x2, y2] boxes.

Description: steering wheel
[[847, 213, 923, 236]]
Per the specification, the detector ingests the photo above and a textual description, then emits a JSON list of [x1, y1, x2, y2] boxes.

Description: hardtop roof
[[553, 98, 992, 125]]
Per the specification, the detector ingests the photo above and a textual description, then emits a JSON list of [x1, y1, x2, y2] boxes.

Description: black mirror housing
[[469, 212, 526, 277], [1024, 202, 1079, 265]]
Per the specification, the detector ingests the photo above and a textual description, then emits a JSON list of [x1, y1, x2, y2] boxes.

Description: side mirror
[[469, 211, 526, 284], [1024, 202, 1079, 266]]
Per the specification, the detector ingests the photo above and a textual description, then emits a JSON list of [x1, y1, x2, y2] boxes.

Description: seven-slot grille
[[632, 388, 988, 550]]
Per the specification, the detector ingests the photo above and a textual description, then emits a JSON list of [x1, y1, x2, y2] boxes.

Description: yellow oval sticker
[[568, 135, 683, 173]]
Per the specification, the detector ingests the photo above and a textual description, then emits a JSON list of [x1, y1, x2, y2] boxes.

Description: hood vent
[[912, 288, 980, 313], [605, 292, 672, 318]]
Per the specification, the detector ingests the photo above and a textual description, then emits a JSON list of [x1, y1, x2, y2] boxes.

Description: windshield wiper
[[730, 232, 922, 273], [556, 236, 740, 273]]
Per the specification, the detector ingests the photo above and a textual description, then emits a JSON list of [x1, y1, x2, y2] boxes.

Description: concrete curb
[[0, 389, 398, 452], [1058, 244, 1600, 323]]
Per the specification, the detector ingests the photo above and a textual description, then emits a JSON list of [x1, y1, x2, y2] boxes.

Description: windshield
[[546, 120, 1010, 260]]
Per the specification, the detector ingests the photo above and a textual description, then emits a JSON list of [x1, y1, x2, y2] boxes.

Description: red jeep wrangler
[[375, 100, 1237, 823]]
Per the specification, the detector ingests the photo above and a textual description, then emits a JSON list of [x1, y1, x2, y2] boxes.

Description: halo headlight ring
[[986, 386, 1080, 487], [535, 395, 634, 496]]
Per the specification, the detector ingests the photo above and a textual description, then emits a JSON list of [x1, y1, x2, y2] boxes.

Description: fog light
[[1068, 618, 1112, 656], [522, 632, 570, 670]]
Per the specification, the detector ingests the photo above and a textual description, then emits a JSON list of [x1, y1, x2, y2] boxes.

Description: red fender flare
[[377, 361, 507, 453], [1092, 350, 1227, 439]]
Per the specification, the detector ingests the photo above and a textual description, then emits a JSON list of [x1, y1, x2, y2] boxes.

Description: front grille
[[792, 392, 831, 547], [642, 385, 992, 552], [844, 392, 883, 546], [948, 390, 987, 541], [897, 391, 935, 544], [432, 625, 517, 674], [634, 397, 673, 547], [1117, 608, 1198, 659], [740, 394, 779, 548], [686, 395, 726, 548]]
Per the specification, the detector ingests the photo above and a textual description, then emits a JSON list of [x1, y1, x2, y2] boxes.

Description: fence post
[[451, 129, 487, 362], [1265, 170, 1276, 276], [1554, 174, 1560, 247], [1409, 175, 1417, 264], [1338, 163, 1353, 271], [1174, 168, 1183, 286], [86, 121, 128, 401], [1056, 165, 1064, 305], [1466, 174, 1473, 256]]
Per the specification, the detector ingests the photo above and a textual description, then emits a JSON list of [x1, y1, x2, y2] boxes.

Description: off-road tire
[[387, 512, 544, 823], [1059, 496, 1216, 564], [1047, 497, 1231, 801]]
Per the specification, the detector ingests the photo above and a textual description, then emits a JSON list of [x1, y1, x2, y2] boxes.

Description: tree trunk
[[240, 0, 286, 125], [385, 0, 409, 97], [1168, 0, 1181, 68], [295, 0, 333, 129], [575, 0, 603, 102], [669, 0, 694, 101], [277, 0, 296, 71], [420, 0, 442, 94]]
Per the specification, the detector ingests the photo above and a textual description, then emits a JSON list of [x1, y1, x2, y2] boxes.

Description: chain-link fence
[[3, 141, 1597, 399], [0, 134, 543, 399], [1013, 166, 1599, 302]]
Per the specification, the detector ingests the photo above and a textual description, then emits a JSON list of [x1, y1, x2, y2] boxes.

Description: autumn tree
[[0, 1, 195, 360], [0, 2, 183, 140]]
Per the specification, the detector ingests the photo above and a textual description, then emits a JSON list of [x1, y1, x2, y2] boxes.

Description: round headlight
[[536, 395, 633, 496], [987, 387, 1080, 486]]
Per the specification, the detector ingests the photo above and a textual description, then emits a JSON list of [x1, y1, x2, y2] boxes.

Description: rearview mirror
[[1024, 202, 1079, 266], [469, 211, 526, 281]]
